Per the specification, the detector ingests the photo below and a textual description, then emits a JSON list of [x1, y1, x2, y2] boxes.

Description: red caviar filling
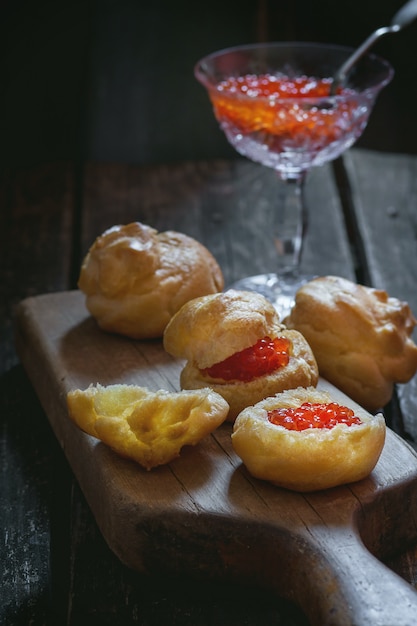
[[268, 402, 362, 431], [211, 74, 356, 142], [202, 336, 290, 382]]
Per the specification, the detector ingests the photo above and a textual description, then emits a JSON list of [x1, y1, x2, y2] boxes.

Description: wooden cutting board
[[14, 290, 417, 625]]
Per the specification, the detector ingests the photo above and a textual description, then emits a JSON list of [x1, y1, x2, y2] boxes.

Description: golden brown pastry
[[163, 290, 318, 420], [232, 386, 386, 492], [67, 383, 229, 470], [285, 276, 417, 412], [78, 222, 224, 339]]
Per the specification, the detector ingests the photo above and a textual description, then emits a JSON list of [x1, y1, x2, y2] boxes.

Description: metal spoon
[[330, 0, 417, 95]]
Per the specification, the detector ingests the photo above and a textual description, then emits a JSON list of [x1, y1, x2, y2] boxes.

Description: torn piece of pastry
[[285, 275, 417, 412], [232, 386, 386, 492], [67, 383, 229, 470], [78, 222, 224, 339], [163, 290, 318, 421]]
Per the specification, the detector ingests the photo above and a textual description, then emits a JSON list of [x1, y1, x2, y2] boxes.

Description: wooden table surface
[[2, 150, 417, 625]]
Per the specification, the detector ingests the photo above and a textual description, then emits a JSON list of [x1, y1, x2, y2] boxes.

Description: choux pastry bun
[[285, 276, 417, 412], [232, 386, 386, 492], [78, 222, 224, 339], [163, 290, 318, 420]]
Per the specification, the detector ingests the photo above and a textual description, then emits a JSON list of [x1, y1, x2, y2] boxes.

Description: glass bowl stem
[[273, 172, 307, 277]]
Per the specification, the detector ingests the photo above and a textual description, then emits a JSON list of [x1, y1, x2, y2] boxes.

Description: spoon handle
[[330, 26, 395, 95], [393, 0, 417, 28], [331, 0, 417, 95]]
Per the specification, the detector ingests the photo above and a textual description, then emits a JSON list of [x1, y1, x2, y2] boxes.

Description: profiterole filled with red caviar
[[163, 290, 318, 421], [232, 386, 386, 492]]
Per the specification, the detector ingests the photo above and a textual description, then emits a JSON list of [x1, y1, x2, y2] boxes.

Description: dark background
[[2, 0, 417, 169]]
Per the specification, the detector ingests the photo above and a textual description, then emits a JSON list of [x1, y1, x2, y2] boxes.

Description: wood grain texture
[[0, 163, 76, 625], [14, 290, 417, 626], [0, 163, 75, 371], [80, 159, 356, 289]]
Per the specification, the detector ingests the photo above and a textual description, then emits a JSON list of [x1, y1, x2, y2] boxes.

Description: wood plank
[[343, 150, 417, 305], [80, 159, 356, 291], [342, 149, 417, 443], [14, 290, 417, 626], [0, 163, 76, 624], [0, 163, 75, 372]]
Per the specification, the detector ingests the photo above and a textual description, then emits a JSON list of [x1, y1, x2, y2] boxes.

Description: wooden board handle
[[125, 494, 417, 625]]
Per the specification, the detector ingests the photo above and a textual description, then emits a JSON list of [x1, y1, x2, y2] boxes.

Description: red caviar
[[268, 402, 362, 431], [210, 73, 357, 146], [202, 336, 290, 382], [217, 74, 334, 99]]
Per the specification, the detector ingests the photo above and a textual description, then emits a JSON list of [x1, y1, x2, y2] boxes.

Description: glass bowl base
[[227, 273, 315, 321]]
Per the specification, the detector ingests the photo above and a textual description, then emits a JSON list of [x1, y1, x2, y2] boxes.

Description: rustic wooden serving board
[[14, 290, 417, 625]]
